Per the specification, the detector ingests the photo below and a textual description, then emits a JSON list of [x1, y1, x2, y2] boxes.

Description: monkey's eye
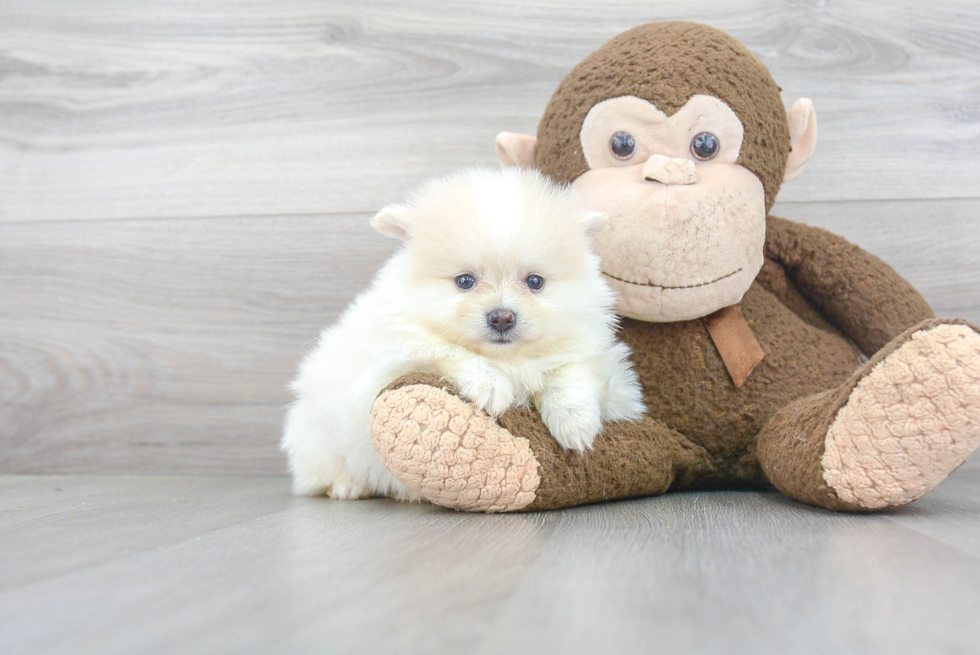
[[609, 131, 636, 160], [525, 274, 545, 291], [455, 274, 476, 290], [690, 132, 720, 161]]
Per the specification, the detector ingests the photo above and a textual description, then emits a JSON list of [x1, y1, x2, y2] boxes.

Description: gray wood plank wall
[[2, 1, 978, 475]]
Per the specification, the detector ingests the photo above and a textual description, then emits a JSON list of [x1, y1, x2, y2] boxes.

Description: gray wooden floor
[[2, 1, 980, 653], [3, 473, 980, 655], [2, 0, 979, 476]]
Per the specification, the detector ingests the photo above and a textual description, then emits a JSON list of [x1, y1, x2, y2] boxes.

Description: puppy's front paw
[[329, 478, 373, 500], [539, 400, 603, 452], [455, 365, 516, 418], [462, 376, 516, 418]]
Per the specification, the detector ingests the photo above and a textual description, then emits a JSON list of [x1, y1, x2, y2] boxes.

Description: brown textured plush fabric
[[822, 321, 980, 508], [536, 22, 791, 212], [366, 22, 969, 513], [765, 216, 935, 355], [703, 306, 765, 387], [620, 280, 862, 481], [380, 372, 461, 398], [518, 274, 867, 509], [376, 373, 717, 511], [757, 318, 977, 510], [371, 215, 940, 511], [501, 410, 713, 511], [757, 388, 863, 511]]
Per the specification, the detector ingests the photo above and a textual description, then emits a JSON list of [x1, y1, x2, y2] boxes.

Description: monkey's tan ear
[[370, 204, 413, 240], [784, 99, 817, 182], [495, 132, 538, 168]]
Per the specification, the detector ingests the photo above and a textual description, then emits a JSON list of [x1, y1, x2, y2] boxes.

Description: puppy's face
[[373, 169, 610, 358]]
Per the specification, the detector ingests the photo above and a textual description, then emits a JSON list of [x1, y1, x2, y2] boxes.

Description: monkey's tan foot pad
[[823, 323, 980, 509], [371, 383, 541, 512]]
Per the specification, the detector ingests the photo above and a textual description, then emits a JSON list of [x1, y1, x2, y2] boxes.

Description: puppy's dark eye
[[609, 131, 636, 160], [455, 274, 475, 290], [525, 274, 544, 291], [690, 132, 719, 161]]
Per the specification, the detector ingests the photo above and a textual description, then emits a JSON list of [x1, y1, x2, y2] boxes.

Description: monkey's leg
[[757, 319, 980, 510], [370, 374, 713, 512]]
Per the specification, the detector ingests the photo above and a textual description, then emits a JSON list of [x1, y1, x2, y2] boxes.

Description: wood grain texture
[[1, 1, 978, 477], [1, 0, 979, 223], [2, 5, 979, 650], [1, 200, 977, 475], [2, 474, 980, 654], [771, 198, 980, 322], [0, 214, 397, 475]]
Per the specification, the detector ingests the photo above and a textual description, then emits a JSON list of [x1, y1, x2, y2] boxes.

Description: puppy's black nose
[[487, 308, 516, 332]]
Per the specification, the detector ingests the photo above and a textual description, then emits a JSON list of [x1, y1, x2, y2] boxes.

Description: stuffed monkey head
[[497, 22, 818, 322]]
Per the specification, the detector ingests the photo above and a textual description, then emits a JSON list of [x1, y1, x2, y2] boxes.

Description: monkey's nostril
[[487, 308, 516, 332]]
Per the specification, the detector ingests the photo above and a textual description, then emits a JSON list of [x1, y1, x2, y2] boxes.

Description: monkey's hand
[[535, 365, 603, 452]]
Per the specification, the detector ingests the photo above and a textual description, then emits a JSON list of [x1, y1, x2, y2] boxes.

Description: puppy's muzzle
[[487, 308, 516, 333]]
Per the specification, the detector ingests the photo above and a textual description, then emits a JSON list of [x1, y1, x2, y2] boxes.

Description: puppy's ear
[[495, 132, 538, 168], [577, 211, 607, 239], [371, 204, 414, 240]]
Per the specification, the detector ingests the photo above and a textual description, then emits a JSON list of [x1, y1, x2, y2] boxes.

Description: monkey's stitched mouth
[[601, 267, 743, 290]]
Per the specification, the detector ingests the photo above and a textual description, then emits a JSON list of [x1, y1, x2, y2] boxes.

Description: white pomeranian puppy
[[282, 168, 645, 499]]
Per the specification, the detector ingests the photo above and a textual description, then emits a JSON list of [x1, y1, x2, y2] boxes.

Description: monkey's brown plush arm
[[764, 215, 934, 356]]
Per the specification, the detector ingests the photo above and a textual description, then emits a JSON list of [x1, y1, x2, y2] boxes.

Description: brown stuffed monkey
[[369, 22, 980, 512]]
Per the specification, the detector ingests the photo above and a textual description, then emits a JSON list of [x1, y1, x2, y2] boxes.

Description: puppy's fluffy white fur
[[282, 168, 645, 499]]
